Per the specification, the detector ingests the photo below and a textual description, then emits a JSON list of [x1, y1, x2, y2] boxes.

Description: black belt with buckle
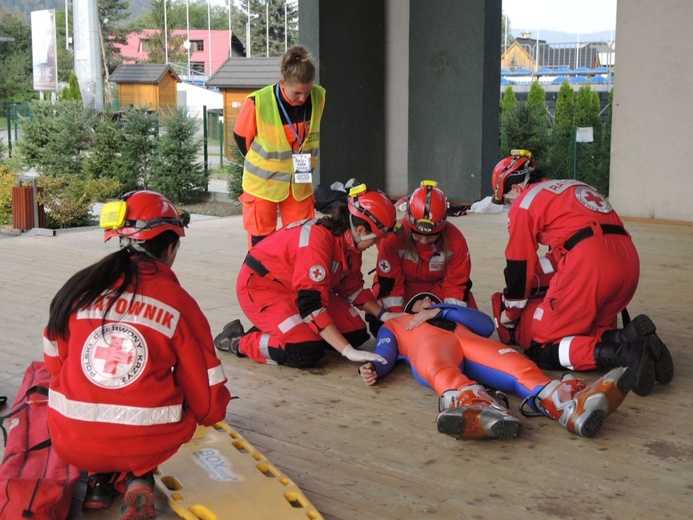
[[564, 224, 628, 251], [244, 253, 269, 276]]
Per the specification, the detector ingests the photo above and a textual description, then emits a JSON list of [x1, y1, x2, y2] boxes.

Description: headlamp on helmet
[[347, 184, 396, 241], [405, 180, 448, 235], [102, 190, 187, 244], [491, 150, 538, 205]]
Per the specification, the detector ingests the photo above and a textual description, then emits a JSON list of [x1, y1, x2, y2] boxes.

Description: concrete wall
[[610, 0, 692, 222], [385, 0, 410, 198], [301, 0, 501, 202]]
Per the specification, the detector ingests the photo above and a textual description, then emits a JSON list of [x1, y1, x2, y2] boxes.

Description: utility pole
[[284, 1, 287, 52], [72, 0, 104, 110], [246, 0, 250, 57], [185, 0, 191, 77], [265, 0, 269, 57], [164, 0, 168, 63]]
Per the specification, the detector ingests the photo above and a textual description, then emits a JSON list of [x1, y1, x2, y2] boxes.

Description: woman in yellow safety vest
[[234, 45, 326, 247]]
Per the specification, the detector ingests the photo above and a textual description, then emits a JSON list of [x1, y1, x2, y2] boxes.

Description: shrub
[[37, 176, 120, 229], [17, 100, 97, 178], [0, 165, 18, 226]]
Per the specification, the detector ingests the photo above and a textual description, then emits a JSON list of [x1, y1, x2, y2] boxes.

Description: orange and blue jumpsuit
[[372, 304, 552, 402], [502, 179, 639, 370]]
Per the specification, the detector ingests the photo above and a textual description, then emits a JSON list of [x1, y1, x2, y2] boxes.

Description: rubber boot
[[601, 314, 656, 344], [533, 367, 634, 438], [601, 314, 674, 386], [436, 385, 523, 441], [594, 339, 655, 396]]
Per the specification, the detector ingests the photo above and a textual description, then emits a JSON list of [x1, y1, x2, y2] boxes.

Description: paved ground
[[1, 212, 691, 520]]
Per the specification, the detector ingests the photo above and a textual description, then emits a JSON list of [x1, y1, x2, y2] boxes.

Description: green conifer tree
[[500, 86, 518, 157], [149, 106, 208, 203], [546, 80, 575, 178]]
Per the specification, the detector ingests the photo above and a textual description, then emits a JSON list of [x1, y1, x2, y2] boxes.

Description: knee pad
[[283, 340, 327, 368]]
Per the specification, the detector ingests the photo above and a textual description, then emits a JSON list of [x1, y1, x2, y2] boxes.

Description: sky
[[503, 0, 617, 36]]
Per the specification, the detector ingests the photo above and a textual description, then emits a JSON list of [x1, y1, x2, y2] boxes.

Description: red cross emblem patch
[[309, 264, 326, 282], [574, 186, 612, 213], [378, 259, 391, 273], [82, 323, 148, 388]]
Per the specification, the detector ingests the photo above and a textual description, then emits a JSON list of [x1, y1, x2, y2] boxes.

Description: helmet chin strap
[[504, 179, 529, 203], [120, 236, 160, 261], [349, 214, 377, 244]]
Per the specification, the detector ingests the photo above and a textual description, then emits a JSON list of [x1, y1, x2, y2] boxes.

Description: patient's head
[[404, 292, 442, 314]]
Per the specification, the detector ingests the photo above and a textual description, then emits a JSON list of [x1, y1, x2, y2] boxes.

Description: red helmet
[[102, 190, 187, 243], [404, 180, 448, 234], [347, 184, 396, 239], [491, 149, 538, 204]]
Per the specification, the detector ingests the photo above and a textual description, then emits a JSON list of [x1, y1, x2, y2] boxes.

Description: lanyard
[[276, 83, 309, 152]]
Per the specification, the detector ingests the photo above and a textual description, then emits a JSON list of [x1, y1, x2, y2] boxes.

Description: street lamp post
[[207, 0, 212, 75], [185, 0, 191, 77], [228, 0, 232, 57], [246, 0, 251, 57], [164, 0, 168, 63], [284, 1, 287, 52], [266, 0, 269, 57]]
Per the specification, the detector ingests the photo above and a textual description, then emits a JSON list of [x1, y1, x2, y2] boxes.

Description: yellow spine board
[[154, 422, 323, 520]]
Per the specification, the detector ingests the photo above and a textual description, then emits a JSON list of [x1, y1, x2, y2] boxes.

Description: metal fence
[[501, 40, 615, 88]]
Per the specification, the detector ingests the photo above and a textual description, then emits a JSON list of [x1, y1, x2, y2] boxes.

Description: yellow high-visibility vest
[[243, 84, 325, 202]]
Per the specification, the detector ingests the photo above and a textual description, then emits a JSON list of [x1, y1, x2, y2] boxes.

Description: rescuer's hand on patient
[[379, 311, 407, 322], [342, 344, 387, 365], [358, 362, 378, 386], [406, 307, 441, 329]]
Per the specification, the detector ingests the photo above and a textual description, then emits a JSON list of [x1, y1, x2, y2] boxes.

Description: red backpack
[[0, 361, 81, 520]]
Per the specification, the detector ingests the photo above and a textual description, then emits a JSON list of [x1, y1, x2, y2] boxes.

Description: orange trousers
[[239, 190, 315, 247]]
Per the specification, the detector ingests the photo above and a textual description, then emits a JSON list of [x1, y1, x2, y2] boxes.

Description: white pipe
[[164, 0, 168, 63], [207, 0, 212, 74]]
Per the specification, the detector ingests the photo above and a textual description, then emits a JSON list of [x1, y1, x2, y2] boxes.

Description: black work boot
[[214, 319, 246, 357], [601, 314, 656, 344], [647, 333, 674, 385], [594, 339, 655, 397]]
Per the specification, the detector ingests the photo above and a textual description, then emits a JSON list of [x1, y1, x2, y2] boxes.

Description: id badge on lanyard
[[277, 83, 313, 184], [292, 153, 313, 184]]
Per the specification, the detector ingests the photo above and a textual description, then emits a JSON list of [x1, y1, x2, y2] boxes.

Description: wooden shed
[[206, 57, 280, 158], [110, 63, 181, 112]]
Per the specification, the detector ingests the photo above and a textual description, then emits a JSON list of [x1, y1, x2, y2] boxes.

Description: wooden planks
[[1, 211, 691, 520]]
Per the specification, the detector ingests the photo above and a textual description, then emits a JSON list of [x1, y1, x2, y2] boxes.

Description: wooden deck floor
[[1, 211, 691, 519]]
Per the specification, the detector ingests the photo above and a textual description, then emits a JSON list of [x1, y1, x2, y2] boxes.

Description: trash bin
[[12, 179, 45, 231]]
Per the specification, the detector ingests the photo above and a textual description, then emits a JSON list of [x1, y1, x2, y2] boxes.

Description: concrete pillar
[[301, 0, 501, 202], [300, 0, 386, 189], [407, 0, 501, 202]]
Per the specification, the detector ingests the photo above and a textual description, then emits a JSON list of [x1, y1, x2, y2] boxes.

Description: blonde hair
[[405, 228, 449, 265], [281, 45, 316, 85]]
